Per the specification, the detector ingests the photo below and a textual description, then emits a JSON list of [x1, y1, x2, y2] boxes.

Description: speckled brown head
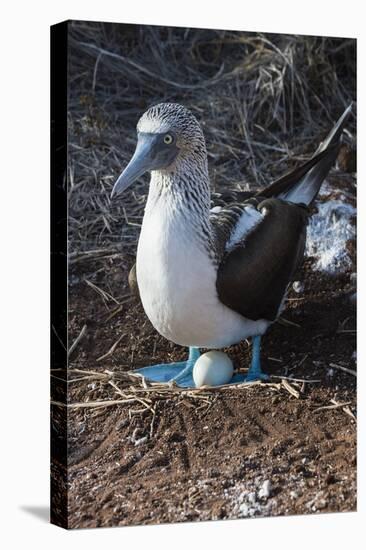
[[137, 103, 206, 160], [111, 103, 207, 197]]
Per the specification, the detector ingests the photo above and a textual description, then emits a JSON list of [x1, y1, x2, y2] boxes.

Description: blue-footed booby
[[111, 102, 352, 387]]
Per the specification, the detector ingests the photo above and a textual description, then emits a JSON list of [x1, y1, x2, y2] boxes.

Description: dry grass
[[67, 21, 356, 258], [51, 364, 323, 409]]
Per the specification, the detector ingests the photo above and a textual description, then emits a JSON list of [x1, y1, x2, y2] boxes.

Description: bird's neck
[[145, 157, 212, 241], [140, 156, 217, 263]]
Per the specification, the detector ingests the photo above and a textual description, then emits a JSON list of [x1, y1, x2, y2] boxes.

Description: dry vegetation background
[[68, 21, 356, 258], [56, 21, 357, 528]]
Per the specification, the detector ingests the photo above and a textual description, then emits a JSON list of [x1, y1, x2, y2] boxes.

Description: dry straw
[[67, 22, 356, 261]]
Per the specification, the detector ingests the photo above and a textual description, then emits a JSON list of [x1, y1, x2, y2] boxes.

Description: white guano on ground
[[305, 182, 356, 273]]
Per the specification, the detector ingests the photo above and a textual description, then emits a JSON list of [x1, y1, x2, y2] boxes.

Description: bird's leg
[[133, 347, 200, 387], [245, 335, 269, 382], [171, 347, 200, 382]]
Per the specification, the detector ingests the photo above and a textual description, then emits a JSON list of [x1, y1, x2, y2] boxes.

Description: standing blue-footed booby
[[111, 103, 352, 387]]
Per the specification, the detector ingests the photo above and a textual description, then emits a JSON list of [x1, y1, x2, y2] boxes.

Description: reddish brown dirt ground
[[60, 248, 356, 529]]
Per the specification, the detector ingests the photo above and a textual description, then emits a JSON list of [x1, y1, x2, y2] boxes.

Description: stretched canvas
[[51, 20, 356, 529]]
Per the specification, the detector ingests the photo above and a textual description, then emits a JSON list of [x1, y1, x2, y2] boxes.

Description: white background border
[[1, 1, 364, 548]]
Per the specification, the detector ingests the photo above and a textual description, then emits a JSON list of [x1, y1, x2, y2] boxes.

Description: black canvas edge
[[50, 20, 69, 529]]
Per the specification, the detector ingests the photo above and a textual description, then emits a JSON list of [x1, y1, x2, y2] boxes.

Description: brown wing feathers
[[255, 104, 353, 205], [216, 199, 307, 321], [216, 105, 352, 322]]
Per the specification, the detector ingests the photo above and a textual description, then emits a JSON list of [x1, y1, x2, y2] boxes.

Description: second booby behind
[[111, 102, 352, 387]]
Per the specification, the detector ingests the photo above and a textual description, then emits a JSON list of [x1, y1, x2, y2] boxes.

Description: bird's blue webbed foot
[[134, 337, 268, 387], [134, 347, 200, 388], [244, 335, 269, 382]]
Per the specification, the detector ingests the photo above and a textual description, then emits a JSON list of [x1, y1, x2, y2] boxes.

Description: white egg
[[193, 351, 234, 388]]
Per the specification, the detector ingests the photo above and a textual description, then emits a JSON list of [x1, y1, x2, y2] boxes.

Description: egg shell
[[193, 351, 234, 387]]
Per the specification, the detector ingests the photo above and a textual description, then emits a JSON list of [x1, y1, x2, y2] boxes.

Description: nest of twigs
[[68, 21, 356, 259]]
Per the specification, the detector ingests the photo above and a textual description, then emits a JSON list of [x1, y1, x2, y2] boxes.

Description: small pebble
[[292, 281, 304, 293], [258, 479, 272, 499], [134, 436, 148, 447], [239, 503, 249, 516], [247, 492, 256, 504]]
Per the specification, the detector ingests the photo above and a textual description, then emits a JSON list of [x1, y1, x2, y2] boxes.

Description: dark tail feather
[[256, 104, 353, 206]]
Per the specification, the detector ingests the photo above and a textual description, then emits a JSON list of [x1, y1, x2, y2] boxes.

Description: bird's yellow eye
[[164, 134, 173, 145]]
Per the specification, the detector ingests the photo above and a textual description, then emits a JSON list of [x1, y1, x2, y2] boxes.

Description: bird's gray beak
[[111, 136, 154, 198]]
